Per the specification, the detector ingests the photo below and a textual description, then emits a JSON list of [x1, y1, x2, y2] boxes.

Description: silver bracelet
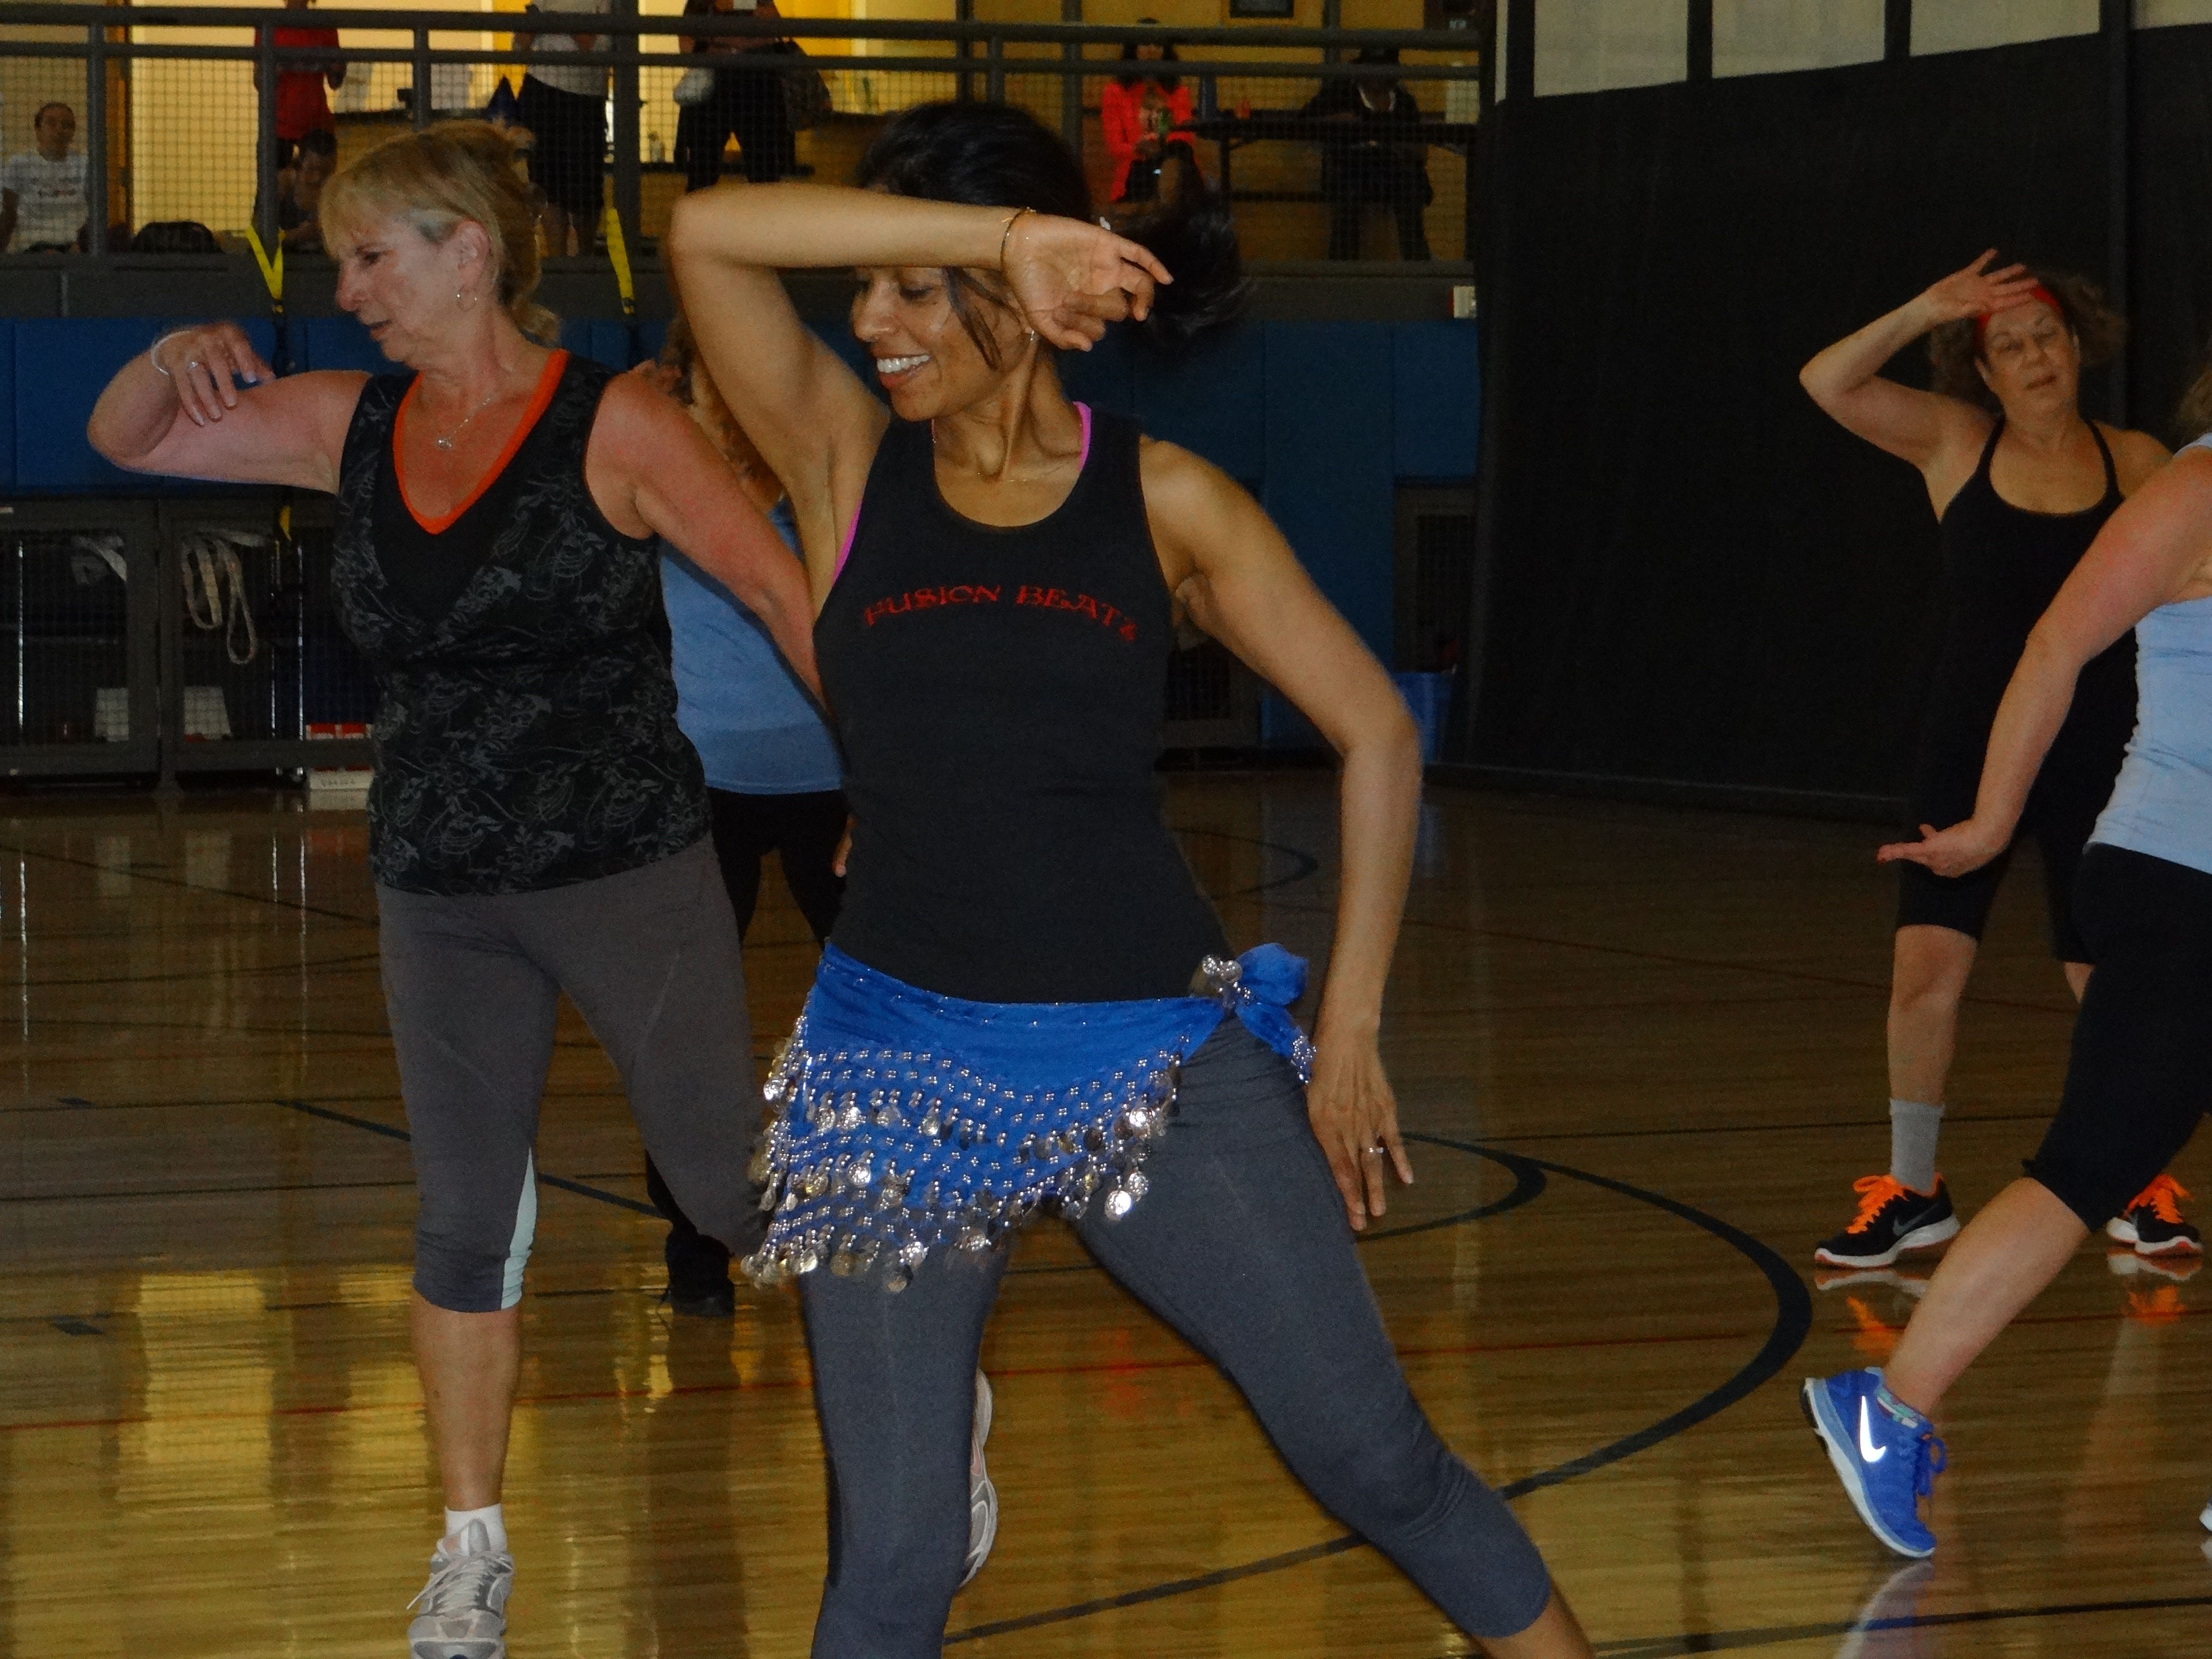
[[148, 329, 194, 379]]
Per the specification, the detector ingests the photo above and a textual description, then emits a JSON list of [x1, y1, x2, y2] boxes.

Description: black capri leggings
[[2025, 845, 2212, 1228], [1896, 734, 2117, 961]]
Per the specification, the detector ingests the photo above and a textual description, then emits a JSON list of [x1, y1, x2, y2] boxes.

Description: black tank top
[[815, 409, 1229, 1003], [1925, 418, 2136, 768], [332, 352, 708, 895]]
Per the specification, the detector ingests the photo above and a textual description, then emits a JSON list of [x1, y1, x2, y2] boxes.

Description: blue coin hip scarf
[[744, 943, 1317, 1291]]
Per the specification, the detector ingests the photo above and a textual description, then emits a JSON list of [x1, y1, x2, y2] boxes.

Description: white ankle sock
[[443, 1504, 508, 1553]]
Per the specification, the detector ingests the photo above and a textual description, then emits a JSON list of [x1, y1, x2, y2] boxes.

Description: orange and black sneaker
[[2105, 1175, 2203, 1257], [1814, 1174, 1960, 1269]]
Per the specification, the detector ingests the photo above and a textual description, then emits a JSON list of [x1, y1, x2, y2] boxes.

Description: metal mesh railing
[[0, 5, 1489, 266], [3, 530, 131, 749]]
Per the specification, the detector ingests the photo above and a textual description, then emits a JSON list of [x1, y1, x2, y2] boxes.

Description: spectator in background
[[255, 0, 345, 171], [0, 102, 87, 254], [1303, 46, 1431, 262], [277, 127, 337, 252], [1101, 23, 1197, 205], [637, 314, 846, 1314], [517, 0, 612, 255], [675, 0, 794, 191]]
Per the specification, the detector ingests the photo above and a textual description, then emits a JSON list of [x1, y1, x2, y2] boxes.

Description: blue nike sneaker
[[1802, 1368, 1947, 1558]]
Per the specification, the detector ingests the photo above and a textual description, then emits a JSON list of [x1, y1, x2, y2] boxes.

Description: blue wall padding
[[1134, 323, 1265, 484], [1261, 320, 1395, 663], [1392, 320, 1480, 478], [5, 317, 1481, 752], [15, 318, 276, 490], [0, 326, 14, 492], [638, 318, 670, 363], [1057, 328, 1136, 417], [297, 315, 389, 374]]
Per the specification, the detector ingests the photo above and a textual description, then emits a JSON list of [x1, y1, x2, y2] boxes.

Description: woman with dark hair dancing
[[667, 101, 1590, 1658], [86, 122, 815, 1659], [1804, 353, 2212, 1558], [1799, 252, 2186, 1272]]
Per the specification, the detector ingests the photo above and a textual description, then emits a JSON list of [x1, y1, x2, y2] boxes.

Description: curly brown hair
[[1926, 267, 2124, 411]]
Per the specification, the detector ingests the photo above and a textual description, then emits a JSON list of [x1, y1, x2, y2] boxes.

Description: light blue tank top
[[661, 498, 843, 796], [2089, 436, 2212, 876]]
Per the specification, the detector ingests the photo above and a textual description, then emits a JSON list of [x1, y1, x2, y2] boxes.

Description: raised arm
[[85, 322, 364, 491], [1881, 447, 2212, 877], [586, 373, 819, 695], [1143, 441, 1421, 1232], [665, 186, 1167, 596], [1800, 251, 2036, 480]]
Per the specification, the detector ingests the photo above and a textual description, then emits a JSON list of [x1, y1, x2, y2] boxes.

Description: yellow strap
[[244, 224, 284, 306], [601, 204, 636, 318]]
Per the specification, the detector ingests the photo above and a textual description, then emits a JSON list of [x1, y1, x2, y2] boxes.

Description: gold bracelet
[[998, 206, 1033, 272]]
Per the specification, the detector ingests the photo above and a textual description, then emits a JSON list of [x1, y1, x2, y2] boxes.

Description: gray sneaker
[[961, 1370, 998, 1589], [407, 1520, 513, 1659]]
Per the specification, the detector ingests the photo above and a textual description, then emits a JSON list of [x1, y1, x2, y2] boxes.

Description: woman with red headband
[[1798, 252, 2184, 1275]]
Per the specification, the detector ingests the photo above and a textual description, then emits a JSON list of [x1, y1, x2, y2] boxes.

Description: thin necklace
[[426, 384, 503, 451]]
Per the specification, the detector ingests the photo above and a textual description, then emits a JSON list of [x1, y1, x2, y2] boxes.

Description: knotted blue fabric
[[743, 943, 1316, 1290]]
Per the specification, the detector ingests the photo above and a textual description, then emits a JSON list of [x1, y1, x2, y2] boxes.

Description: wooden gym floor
[[3, 774, 2207, 1656]]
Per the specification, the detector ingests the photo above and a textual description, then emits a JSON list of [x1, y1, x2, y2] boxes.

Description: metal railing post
[[84, 19, 108, 255], [257, 25, 279, 253], [955, 0, 975, 102], [610, 0, 640, 258], [412, 28, 431, 128], [1060, 0, 1082, 154], [984, 32, 1003, 103]]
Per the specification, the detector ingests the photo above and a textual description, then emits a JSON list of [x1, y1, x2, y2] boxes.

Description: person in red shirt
[[256, 0, 346, 169], [1100, 25, 1197, 204]]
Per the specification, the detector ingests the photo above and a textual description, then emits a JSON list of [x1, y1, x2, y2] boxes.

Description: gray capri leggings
[[377, 838, 759, 1313], [799, 1022, 1555, 1654]]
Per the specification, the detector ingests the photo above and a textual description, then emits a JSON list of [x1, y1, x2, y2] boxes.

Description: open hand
[[155, 323, 275, 428], [1918, 250, 2040, 328], [1876, 816, 2010, 879], [1001, 213, 1172, 351], [1306, 1035, 1413, 1232]]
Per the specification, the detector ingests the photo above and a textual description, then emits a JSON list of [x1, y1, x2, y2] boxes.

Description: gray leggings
[[799, 1024, 1554, 1654], [377, 839, 758, 1312]]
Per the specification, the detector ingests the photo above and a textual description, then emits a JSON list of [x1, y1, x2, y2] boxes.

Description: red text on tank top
[[859, 582, 1138, 640]]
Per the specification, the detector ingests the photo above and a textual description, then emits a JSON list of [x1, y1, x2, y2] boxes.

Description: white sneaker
[[407, 1520, 513, 1659], [961, 1370, 998, 1588]]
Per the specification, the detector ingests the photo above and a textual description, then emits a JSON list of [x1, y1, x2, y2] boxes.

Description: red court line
[[0, 1327, 1751, 1436]]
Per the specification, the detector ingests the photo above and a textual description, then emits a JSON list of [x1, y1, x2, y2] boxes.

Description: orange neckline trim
[[394, 349, 569, 536]]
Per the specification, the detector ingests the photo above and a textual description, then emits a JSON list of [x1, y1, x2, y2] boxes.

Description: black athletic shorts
[[518, 74, 606, 219], [2025, 845, 2212, 1228], [1895, 733, 2115, 962]]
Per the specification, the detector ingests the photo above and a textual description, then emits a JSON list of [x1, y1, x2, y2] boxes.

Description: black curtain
[[1454, 31, 2212, 806]]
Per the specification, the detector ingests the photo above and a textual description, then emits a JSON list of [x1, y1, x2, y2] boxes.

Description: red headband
[[1974, 283, 2063, 351]]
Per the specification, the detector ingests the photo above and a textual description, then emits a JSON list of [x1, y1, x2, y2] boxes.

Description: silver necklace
[[427, 385, 502, 451]]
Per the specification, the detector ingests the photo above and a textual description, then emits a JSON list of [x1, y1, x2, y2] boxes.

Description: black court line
[[1167, 825, 1323, 898], [0, 838, 379, 925], [1591, 1591, 2212, 1656], [944, 1144, 1814, 1645], [1004, 1140, 1545, 1276], [278, 1099, 661, 1216], [0, 949, 385, 991]]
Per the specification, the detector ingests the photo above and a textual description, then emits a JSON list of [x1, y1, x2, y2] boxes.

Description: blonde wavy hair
[[319, 120, 558, 343]]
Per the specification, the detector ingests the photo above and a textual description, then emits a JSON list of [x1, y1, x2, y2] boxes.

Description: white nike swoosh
[[1857, 1396, 1889, 1464]]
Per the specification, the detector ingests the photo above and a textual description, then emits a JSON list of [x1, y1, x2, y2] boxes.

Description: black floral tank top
[[332, 351, 708, 895]]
